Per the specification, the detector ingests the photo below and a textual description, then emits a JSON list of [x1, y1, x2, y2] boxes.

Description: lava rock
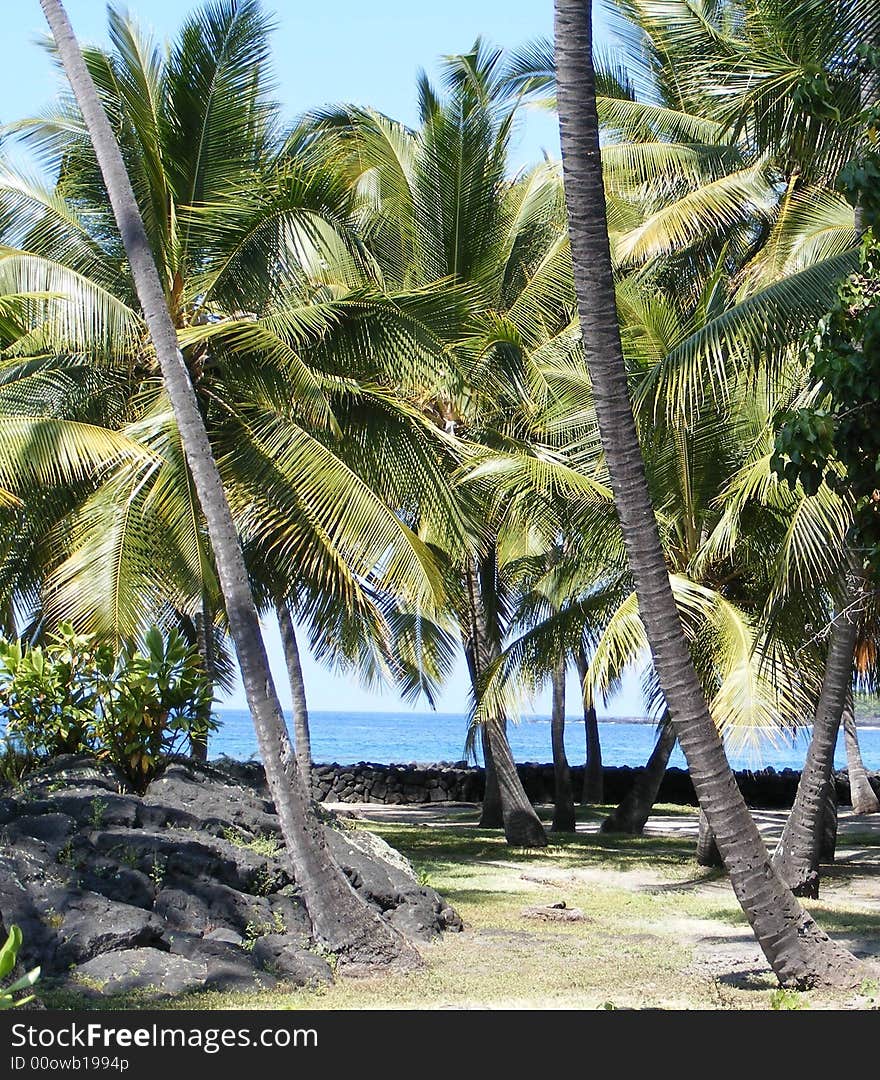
[[67, 948, 207, 999]]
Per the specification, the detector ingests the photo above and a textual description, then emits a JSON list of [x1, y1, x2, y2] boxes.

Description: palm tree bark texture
[[554, 0, 867, 987], [39, 0, 417, 969], [843, 694, 880, 814], [464, 558, 547, 846], [773, 575, 860, 896], [575, 648, 603, 803], [601, 713, 676, 835], [276, 599, 313, 787], [550, 656, 577, 832]]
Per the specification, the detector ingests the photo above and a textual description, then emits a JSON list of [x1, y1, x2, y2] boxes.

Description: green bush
[[94, 627, 214, 792], [0, 625, 214, 794], [0, 624, 112, 757]]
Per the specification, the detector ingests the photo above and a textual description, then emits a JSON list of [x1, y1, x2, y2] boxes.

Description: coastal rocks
[[0, 757, 461, 1001]]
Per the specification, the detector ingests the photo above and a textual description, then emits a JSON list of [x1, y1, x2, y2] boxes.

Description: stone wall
[[309, 760, 880, 809]]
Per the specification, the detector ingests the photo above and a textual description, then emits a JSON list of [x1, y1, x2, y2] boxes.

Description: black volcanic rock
[[0, 756, 461, 1001]]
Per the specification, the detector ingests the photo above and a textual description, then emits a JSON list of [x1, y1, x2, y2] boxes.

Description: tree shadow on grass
[[372, 821, 700, 883]]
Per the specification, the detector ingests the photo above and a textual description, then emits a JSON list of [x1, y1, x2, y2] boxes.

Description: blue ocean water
[[211, 709, 880, 772]]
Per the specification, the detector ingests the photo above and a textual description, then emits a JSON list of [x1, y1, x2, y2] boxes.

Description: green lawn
[[41, 805, 880, 1011]]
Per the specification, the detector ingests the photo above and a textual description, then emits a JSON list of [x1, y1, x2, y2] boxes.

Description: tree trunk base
[[851, 784, 880, 816], [599, 811, 642, 836], [504, 808, 549, 847], [696, 809, 723, 868], [478, 804, 505, 828], [551, 806, 577, 833]]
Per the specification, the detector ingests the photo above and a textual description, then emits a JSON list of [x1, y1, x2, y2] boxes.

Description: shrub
[[0, 624, 112, 757], [0, 625, 214, 794], [94, 627, 214, 792]]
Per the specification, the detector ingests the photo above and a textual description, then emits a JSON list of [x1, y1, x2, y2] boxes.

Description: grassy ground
[[42, 804, 880, 1011]]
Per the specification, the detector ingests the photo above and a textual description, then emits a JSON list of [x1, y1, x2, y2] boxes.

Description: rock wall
[[306, 760, 880, 809]]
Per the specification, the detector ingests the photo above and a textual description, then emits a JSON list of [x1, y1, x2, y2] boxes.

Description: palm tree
[[5, 4, 459, 741], [553, 0, 865, 988], [315, 45, 603, 846], [37, 0, 417, 969]]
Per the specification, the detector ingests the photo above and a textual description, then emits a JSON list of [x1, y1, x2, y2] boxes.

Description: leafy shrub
[[0, 625, 214, 794], [0, 925, 40, 1009], [0, 624, 112, 757], [0, 738, 35, 788], [93, 628, 214, 792]]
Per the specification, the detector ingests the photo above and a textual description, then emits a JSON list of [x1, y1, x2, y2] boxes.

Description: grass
[[39, 806, 880, 1012]]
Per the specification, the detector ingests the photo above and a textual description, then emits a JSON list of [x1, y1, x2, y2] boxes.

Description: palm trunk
[[40, 0, 415, 969], [550, 656, 576, 832], [601, 714, 675, 835], [575, 649, 603, 802], [465, 640, 504, 826], [819, 780, 838, 863], [554, 0, 864, 987], [478, 723, 504, 827], [843, 697, 880, 814], [190, 602, 213, 762], [464, 558, 547, 846], [275, 600, 312, 789], [773, 588, 858, 897], [696, 808, 723, 868]]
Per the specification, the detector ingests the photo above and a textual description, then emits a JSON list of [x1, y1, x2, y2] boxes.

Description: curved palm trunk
[[601, 714, 675, 835], [696, 808, 723, 868], [575, 649, 603, 802], [551, 656, 576, 832], [464, 559, 547, 846], [843, 697, 880, 814], [275, 600, 312, 788], [773, 590, 859, 897], [40, 0, 416, 969], [554, 0, 864, 987]]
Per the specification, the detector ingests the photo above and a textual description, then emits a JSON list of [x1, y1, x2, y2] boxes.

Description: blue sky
[[3, 0, 645, 717]]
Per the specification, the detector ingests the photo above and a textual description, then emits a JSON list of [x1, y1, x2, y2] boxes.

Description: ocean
[[210, 709, 880, 772]]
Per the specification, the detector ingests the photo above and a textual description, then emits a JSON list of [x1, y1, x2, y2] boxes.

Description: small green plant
[[111, 844, 139, 869], [241, 911, 287, 951], [56, 839, 79, 869], [222, 827, 281, 859], [88, 797, 107, 829], [416, 867, 433, 888], [44, 910, 64, 931], [859, 978, 879, 1007], [148, 854, 167, 889], [0, 925, 40, 1009], [252, 865, 275, 897], [770, 988, 808, 1010], [0, 739, 34, 788]]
